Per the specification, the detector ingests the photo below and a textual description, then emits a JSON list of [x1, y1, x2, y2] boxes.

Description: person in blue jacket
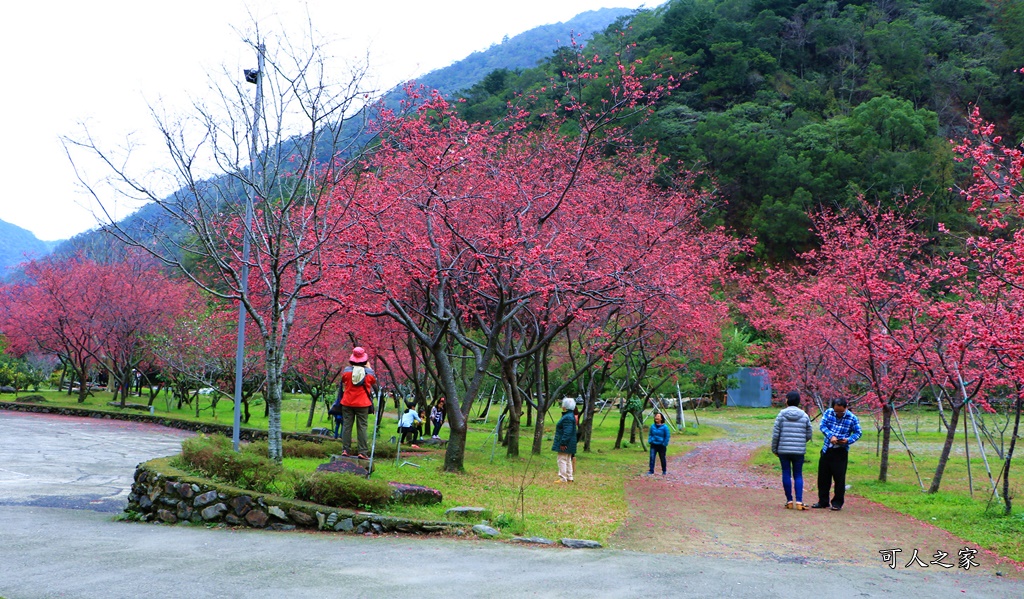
[[647, 411, 671, 475], [812, 397, 862, 511]]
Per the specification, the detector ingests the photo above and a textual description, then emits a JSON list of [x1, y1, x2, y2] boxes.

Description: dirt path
[[610, 418, 1024, 579]]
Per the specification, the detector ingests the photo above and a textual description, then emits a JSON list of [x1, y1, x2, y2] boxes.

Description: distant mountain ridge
[[0, 219, 57, 279], [411, 8, 632, 98]]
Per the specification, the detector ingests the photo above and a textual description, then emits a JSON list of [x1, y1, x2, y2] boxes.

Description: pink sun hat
[[349, 347, 369, 363]]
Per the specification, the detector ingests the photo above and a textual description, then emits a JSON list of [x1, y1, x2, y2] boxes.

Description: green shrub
[[295, 471, 392, 509], [211, 450, 282, 493], [284, 439, 336, 458], [181, 434, 229, 469], [245, 438, 348, 459], [370, 443, 397, 459], [180, 434, 282, 493]]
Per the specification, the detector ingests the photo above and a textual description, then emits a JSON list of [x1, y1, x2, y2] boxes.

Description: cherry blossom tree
[[286, 299, 409, 428], [98, 258, 195, 407], [749, 204, 940, 482], [1, 254, 193, 407], [328, 50, 701, 471], [745, 291, 853, 419], [950, 104, 1024, 512], [3, 256, 116, 402], [148, 303, 266, 421]]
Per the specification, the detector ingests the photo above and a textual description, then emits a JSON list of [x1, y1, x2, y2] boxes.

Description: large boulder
[[388, 482, 442, 505], [316, 460, 368, 476], [444, 506, 491, 520]]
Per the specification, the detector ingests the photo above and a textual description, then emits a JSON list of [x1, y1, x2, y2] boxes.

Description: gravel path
[[610, 417, 1024, 580]]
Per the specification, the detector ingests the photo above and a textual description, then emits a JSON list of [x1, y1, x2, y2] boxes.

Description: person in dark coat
[[552, 397, 578, 483], [772, 390, 813, 510]]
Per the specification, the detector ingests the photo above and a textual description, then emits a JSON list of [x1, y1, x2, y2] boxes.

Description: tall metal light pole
[[233, 43, 264, 452]]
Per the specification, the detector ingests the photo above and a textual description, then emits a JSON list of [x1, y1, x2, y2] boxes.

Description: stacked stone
[[128, 465, 460, 536], [127, 471, 308, 530]]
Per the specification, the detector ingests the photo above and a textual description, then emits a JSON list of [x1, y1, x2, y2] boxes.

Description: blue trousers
[[778, 453, 805, 502]]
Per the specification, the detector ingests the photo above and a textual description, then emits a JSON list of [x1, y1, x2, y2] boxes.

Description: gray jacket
[[772, 406, 812, 455]]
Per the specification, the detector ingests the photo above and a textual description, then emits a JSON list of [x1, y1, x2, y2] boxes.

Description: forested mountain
[[453, 0, 1024, 258], [0, 219, 55, 280]]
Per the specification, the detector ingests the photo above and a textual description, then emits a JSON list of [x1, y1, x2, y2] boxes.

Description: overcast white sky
[[0, 0, 658, 242]]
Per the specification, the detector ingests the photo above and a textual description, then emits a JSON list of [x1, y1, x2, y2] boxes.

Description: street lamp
[[233, 44, 264, 452]]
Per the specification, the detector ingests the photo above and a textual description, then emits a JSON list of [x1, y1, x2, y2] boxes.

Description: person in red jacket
[[339, 346, 376, 459]]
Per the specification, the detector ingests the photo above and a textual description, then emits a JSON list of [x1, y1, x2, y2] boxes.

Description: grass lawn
[[280, 415, 714, 541]]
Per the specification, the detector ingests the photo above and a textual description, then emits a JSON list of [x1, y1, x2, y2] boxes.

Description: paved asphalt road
[[2, 411, 1023, 599]]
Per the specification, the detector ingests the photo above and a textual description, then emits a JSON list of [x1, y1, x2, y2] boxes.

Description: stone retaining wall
[[129, 459, 463, 535]]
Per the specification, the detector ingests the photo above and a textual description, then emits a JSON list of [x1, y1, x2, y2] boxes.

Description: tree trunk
[[118, 371, 129, 408], [928, 404, 962, 493], [76, 368, 88, 403], [305, 386, 325, 428], [503, 362, 522, 458], [478, 387, 495, 420], [711, 378, 725, 408], [632, 411, 647, 451], [532, 402, 549, 455], [580, 395, 594, 452], [264, 346, 284, 462], [1001, 396, 1021, 515], [614, 410, 628, 449], [505, 409, 521, 457], [146, 383, 162, 405], [878, 402, 893, 482], [444, 421, 467, 472], [58, 364, 68, 394]]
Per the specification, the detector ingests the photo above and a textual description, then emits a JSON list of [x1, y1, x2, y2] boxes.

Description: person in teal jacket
[[647, 412, 671, 475], [552, 397, 578, 483]]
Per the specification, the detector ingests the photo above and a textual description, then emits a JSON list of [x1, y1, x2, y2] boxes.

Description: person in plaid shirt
[[812, 397, 862, 511]]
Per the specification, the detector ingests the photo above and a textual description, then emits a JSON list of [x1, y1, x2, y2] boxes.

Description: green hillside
[[453, 0, 1024, 258]]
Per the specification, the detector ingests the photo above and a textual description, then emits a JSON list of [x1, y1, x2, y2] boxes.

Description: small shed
[[726, 367, 772, 407]]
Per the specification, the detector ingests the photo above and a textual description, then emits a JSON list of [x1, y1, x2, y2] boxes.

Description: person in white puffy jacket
[[771, 390, 813, 510]]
